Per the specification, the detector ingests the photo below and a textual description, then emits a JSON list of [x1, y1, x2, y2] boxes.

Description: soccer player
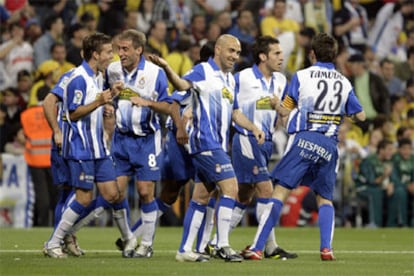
[[241, 33, 366, 261], [44, 32, 136, 258], [227, 36, 296, 260], [106, 29, 180, 258], [43, 69, 82, 256], [150, 34, 265, 262]]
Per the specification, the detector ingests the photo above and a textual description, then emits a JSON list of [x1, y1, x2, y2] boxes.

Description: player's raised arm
[[148, 54, 191, 91]]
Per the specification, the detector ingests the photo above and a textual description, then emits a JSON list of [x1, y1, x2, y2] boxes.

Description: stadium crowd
[[0, 0, 413, 236]]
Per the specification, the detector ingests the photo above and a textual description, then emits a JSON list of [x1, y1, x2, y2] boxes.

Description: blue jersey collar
[[207, 57, 220, 71], [314, 62, 335, 69], [252, 64, 264, 79], [81, 60, 96, 77]]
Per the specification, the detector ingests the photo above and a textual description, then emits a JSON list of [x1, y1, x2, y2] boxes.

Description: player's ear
[[259, 53, 267, 62]]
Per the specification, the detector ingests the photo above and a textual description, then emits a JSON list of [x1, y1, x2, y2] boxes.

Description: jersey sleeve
[[66, 75, 87, 112], [155, 68, 172, 103], [345, 89, 364, 115]]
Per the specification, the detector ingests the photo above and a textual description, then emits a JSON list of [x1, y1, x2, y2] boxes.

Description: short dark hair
[[377, 139, 393, 153], [43, 14, 61, 31], [199, 41, 215, 63], [311, 33, 337, 62], [82, 32, 112, 61], [252, 35, 280, 65], [398, 138, 412, 148]]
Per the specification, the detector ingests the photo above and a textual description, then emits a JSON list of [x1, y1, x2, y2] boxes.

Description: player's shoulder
[[107, 60, 122, 72]]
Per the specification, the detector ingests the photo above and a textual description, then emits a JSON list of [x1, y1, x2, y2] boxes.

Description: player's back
[[287, 62, 353, 139]]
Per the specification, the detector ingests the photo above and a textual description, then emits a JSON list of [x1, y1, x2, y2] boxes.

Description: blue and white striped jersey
[[171, 58, 238, 154], [233, 64, 287, 140], [286, 62, 363, 141], [106, 56, 170, 136], [50, 69, 74, 150], [62, 61, 109, 160]]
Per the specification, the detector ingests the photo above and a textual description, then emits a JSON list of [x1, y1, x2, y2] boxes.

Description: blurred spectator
[[332, 0, 369, 55], [260, 0, 300, 38], [0, 87, 24, 152], [4, 122, 25, 155], [28, 0, 71, 27], [356, 139, 397, 227], [16, 69, 32, 108], [205, 21, 221, 42], [76, 1, 100, 24], [347, 53, 390, 132], [194, 0, 230, 18], [124, 10, 139, 30], [20, 85, 56, 226], [79, 11, 98, 34], [189, 13, 207, 46], [396, 126, 413, 144], [97, 0, 126, 37], [362, 44, 380, 74], [136, 0, 154, 34], [389, 95, 407, 142], [363, 128, 384, 156], [164, 35, 193, 92], [368, 1, 414, 60], [0, 22, 34, 89], [50, 42, 75, 75], [214, 10, 232, 34], [65, 23, 88, 66], [188, 42, 201, 64], [395, 46, 414, 83], [33, 14, 64, 67], [145, 20, 169, 58], [0, 107, 6, 152], [303, 0, 332, 34], [285, 27, 315, 79], [28, 60, 60, 107], [335, 43, 351, 76], [24, 17, 41, 44], [395, 27, 414, 62], [390, 138, 413, 226], [227, 9, 257, 47], [379, 58, 405, 97]]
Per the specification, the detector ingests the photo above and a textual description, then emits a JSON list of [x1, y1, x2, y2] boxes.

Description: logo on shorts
[[215, 164, 222, 173], [252, 166, 259, 175], [79, 172, 85, 181]]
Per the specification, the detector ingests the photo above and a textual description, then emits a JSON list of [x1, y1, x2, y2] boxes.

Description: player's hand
[[100, 89, 113, 104], [253, 128, 265, 145], [270, 95, 280, 110], [111, 80, 123, 97], [176, 125, 189, 146], [53, 130, 63, 150], [130, 96, 151, 107], [148, 54, 168, 69]]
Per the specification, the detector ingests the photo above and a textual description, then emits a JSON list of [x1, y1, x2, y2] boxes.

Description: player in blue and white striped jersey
[[150, 34, 265, 262], [106, 29, 181, 258], [44, 33, 136, 259], [226, 36, 296, 261], [248, 33, 366, 261]]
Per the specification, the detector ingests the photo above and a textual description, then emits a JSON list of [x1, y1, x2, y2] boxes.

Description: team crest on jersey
[[73, 90, 83, 104], [221, 87, 233, 104], [138, 76, 145, 88], [215, 164, 222, 173], [59, 76, 69, 88]]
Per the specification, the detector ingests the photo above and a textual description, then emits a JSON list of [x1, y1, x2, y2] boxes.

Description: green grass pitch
[[0, 227, 413, 275]]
